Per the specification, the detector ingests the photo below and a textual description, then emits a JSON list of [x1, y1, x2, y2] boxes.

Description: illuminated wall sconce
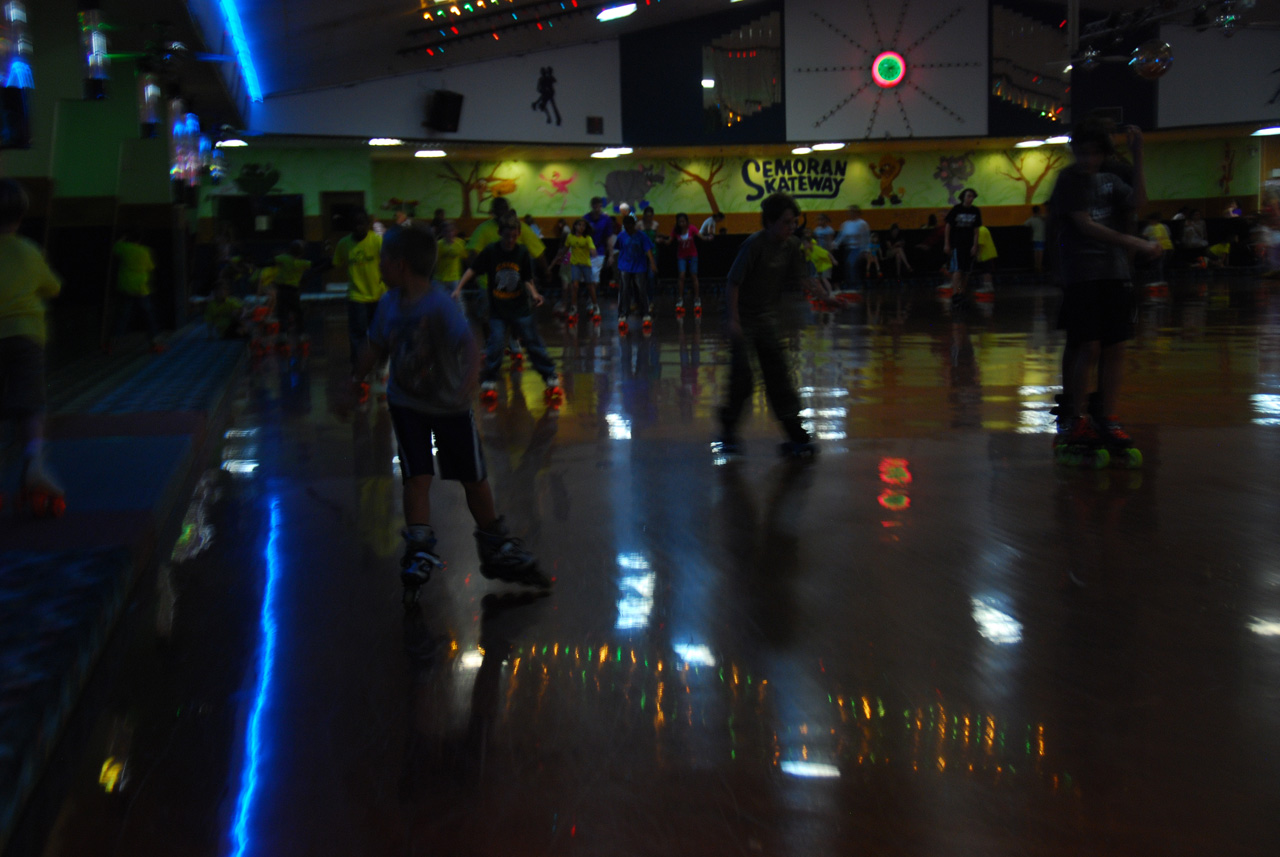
[[79, 4, 109, 100]]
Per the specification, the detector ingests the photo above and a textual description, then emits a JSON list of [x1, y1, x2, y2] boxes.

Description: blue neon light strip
[[218, 0, 264, 103], [230, 497, 282, 857]]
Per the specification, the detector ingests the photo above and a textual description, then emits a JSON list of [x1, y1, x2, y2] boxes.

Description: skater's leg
[[570, 279, 579, 311], [481, 317, 508, 380], [1097, 342, 1125, 417], [719, 332, 755, 437], [752, 317, 808, 443], [691, 270, 701, 303], [512, 315, 558, 379], [346, 300, 370, 368], [403, 474, 433, 527], [676, 269, 685, 304], [1063, 339, 1099, 421], [138, 294, 162, 345], [461, 480, 499, 531]]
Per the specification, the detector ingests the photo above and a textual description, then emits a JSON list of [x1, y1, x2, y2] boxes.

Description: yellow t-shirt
[[565, 234, 595, 266], [114, 240, 155, 296], [1143, 222, 1174, 251], [976, 226, 998, 263], [274, 255, 312, 288], [205, 295, 244, 336], [466, 219, 546, 259], [805, 244, 834, 274], [0, 234, 62, 345], [435, 237, 468, 282], [333, 231, 385, 303]]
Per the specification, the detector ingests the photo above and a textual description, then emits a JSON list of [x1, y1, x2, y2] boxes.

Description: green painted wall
[[201, 136, 1258, 224]]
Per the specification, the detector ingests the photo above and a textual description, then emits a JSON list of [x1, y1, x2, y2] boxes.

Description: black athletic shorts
[[0, 335, 46, 418], [1056, 279, 1136, 347], [388, 403, 487, 484]]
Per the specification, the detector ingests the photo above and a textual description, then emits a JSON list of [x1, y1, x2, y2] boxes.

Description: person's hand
[[530, 290, 545, 307], [1125, 125, 1144, 154], [451, 287, 462, 300], [1137, 239, 1162, 259], [650, 263, 658, 274], [943, 243, 951, 254]]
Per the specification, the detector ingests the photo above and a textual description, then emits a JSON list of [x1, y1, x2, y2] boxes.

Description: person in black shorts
[[944, 188, 981, 303], [1048, 119, 1161, 450], [351, 225, 550, 592]]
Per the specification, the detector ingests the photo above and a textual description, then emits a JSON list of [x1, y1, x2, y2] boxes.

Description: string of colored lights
[[403, 0, 660, 55]]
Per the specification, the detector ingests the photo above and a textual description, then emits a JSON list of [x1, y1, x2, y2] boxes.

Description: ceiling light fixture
[[701, 78, 715, 88], [216, 138, 248, 148], [368, 138, 405, 146], [1015, 139, 1045, 148], [597, 3, 636, 22], [1251, 126, 1280, 136], [812, 142, 845, 151], [1044, 135, 1070, 145], [415, 149, 447, 157], [792, 146, 813, 155]]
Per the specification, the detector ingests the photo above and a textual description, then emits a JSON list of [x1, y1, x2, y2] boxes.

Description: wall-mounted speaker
[[424, 90, 464, 133]]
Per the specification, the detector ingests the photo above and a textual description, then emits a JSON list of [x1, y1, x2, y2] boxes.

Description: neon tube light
[[230, 497, 283, 856], [218, 0, 263, 102]]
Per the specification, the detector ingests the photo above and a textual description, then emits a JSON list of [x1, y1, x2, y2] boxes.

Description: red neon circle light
[[872, 51, 906, 88]]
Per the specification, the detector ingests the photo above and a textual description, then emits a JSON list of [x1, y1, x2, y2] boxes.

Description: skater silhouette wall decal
[[533, 67, 561, 126]]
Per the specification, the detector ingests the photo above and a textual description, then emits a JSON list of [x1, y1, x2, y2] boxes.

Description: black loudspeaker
[[424, 90, 463, 133], [0, 87, 31, 150]]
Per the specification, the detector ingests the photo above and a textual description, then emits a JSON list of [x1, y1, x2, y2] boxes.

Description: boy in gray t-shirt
[[1048, 120, 1161, 453]]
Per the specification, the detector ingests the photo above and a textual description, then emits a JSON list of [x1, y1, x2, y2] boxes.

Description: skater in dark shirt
[[350, 225, 550, 593], [1049, 119, 1160, 461], [718, 192, 818, 457], [944, 188, 981, 303]]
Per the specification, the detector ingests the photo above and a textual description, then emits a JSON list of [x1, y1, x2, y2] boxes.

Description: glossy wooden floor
[[11, 280, 1280, 856]]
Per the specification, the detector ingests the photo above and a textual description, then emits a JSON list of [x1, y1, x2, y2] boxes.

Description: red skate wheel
[[27, 492, 49, 516], [49, 496, 67, 517]]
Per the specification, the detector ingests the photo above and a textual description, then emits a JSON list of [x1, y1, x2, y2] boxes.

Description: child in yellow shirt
[[0, 179, 65, 513], [801, 233, 835, 298]]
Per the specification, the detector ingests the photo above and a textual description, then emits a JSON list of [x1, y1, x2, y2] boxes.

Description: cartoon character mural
[[870, 154, 905, 206], [602, 164, 666, 211], [539, 170, 577, 213], [933, 152, 975, 204], [439, 162, 519, 218]]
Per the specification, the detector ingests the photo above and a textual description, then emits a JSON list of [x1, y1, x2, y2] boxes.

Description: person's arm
[[971, 211, 981, 255], [353, 338, 388, 383], [453, 266, 477, 299], [1070, 211, 1161, 257], [37, 259, 62, 300], [944, 221, 952, 253], [724, 240, 754, 336], [524, 279, 544, 306]]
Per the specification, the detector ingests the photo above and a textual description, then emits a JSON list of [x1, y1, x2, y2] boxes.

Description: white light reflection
[[780, 761, 841, 778], [606, 413, 632, 440], [1248, 617, 1280, 636], [970, 596, 1022, 644], [798, 386, 849, 398], [225, 428, 259, 438], [616, 552, 655, 630], [459, 650, 485, 669], [1251, 394, 1280, 425], [222, 460, 259, 475], [1017, 409, 1057, 434], [673, 643, 716, 667], [799, 407, 847, 419]]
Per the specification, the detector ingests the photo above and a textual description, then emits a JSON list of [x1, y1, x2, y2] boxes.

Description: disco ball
[[1130, 40, 1173, 80]]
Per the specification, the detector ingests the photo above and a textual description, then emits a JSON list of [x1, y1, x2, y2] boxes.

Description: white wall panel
[[784, 0, 988, 141]]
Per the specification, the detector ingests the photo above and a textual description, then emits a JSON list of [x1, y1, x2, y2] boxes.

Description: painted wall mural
[[201, 139, 1260, 226]]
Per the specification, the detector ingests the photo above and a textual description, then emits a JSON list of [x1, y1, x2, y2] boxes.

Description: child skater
[[662, 212, 710, 315], [563, 217, 598, 320]]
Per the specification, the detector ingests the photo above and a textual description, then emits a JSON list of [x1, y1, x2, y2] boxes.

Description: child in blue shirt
[[611, 215, 657, 329]]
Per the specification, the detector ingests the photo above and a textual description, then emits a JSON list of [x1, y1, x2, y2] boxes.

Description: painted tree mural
[[999, 150, 1067, 204], [668, 158, 728, 214], [439, 162, 519, 217]]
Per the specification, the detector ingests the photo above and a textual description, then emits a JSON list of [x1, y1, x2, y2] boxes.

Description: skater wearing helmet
[[0, 179, 64, 515]]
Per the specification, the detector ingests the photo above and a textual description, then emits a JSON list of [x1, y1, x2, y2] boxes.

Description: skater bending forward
[[1049, 119, 1161, 454], [0, 179, 64, 513], [351, 224, 550, 591], [718, 192, 818, 457]]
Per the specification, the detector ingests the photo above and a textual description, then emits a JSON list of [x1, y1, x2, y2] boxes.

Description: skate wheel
[[1115, 448, 1143, 469], [481, 390, 498, 403], [48, 496, 67, 517]]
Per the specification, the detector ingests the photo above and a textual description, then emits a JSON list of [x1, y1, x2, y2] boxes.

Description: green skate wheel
[[1089, 449, 1110, 469]]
